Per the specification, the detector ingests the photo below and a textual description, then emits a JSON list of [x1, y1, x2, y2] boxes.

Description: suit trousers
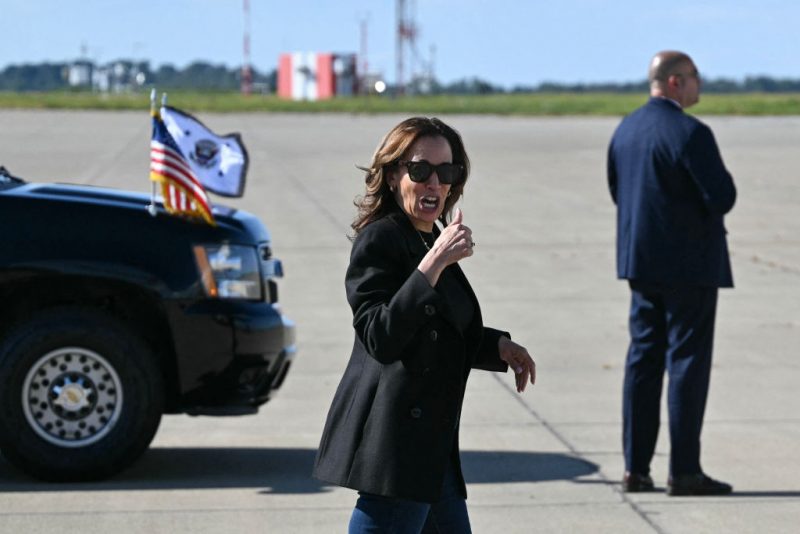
[[623, 281, 718, 477]]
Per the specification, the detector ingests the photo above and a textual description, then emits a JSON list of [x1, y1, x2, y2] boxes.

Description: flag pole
[[146, 88, 158, 217]]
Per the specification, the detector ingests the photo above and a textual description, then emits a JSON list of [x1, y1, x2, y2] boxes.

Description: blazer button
[[429, 330, 438, 341], [410, 407, 422, 419], [424, 304, 436, 316]]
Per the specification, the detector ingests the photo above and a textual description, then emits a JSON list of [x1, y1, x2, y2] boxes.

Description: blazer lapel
[[386, 211, 483, 357]]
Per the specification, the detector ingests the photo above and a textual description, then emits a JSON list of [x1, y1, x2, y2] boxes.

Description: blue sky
[[1, 0, 798, 88]]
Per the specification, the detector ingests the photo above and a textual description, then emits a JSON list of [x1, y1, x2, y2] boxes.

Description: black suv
[[0, 167, 295, 481]]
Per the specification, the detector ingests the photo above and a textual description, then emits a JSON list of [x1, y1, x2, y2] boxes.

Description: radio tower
[[241, 0, 253, 95], [396, 0, 416, 95], [359, 16, 369, 94]]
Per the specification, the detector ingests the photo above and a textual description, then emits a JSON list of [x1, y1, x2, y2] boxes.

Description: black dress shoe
[[667, 473, 733, 496], [623, 472, 655, 492]]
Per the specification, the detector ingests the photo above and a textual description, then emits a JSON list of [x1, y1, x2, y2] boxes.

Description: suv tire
[[0, 308, 164, 481]]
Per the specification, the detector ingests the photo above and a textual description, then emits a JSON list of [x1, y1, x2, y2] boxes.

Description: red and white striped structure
[[278, 52, 356, 101]]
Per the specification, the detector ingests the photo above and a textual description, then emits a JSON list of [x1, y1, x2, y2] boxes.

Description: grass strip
[[1, 91, 799, 115]]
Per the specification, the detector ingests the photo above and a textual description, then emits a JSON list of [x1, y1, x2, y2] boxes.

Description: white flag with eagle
[[159, 106, 249, 198]]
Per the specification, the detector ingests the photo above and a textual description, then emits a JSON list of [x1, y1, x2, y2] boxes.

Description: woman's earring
[[447, 191, 452, 197]]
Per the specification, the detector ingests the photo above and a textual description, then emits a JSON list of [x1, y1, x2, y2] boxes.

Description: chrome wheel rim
[[22, 347, 123, 448]]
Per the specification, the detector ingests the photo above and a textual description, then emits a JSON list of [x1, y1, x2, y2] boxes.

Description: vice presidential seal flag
[[149, 105, 249, 225], [160, 107, 248, 197]]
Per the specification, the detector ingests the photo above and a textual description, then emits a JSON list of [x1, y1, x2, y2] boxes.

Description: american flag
[[149, 108, 215, 225]]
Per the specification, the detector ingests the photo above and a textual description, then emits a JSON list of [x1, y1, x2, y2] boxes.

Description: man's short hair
[[649, 51, 692, 84]]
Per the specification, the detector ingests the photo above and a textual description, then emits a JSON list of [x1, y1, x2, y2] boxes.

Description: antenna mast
[[396, 0, 416, 95], [359, 15, 369, 94], [241, 0, 253, 95]]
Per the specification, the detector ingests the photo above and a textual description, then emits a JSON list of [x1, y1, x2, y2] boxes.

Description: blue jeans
[[348, 463, 471, 533]]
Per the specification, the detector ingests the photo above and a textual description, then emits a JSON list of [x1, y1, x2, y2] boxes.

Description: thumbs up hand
[[417, 207, 475, 287], [440, 208, 474, 260], [451, 207, 463, 226]]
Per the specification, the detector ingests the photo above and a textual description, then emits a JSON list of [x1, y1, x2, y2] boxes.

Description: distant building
[[66, 61, 93, 88], [66, 60, 147, 93], [277, 52, 357, 101]]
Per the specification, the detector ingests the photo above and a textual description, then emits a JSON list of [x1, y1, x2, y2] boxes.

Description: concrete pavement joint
[[84, 121, 150, 185], [631, 494, 800, 505], [745, 254, 800, 275], [266, 160, 347, 234], [490, 373, 668, 534], [0, 505, 354, 518]]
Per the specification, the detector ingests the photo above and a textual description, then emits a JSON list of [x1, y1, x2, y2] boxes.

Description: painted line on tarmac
[[490, 372, 668, 534]]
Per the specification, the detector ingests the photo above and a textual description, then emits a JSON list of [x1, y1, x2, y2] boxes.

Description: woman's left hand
[[498, 336, 536, 393]]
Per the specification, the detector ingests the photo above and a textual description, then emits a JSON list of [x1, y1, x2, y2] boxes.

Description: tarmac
[[0, 110, 798, 533]]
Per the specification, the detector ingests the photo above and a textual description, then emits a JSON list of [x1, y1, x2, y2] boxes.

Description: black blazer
[[313, 209, 509, 503], [608, 97, 737, 288]]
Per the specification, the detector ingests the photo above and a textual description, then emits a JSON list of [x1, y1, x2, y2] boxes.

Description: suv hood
[[4, 182, 271, 244]]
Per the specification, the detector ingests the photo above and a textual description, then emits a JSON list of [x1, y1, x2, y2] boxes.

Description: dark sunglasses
[[398, 160, 464, 185]]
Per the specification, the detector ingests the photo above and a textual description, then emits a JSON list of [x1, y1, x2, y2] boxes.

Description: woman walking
[[313, 117, 536, 533]]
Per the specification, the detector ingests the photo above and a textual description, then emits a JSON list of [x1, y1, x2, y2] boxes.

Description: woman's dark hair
[[351, 116, 470, 235]]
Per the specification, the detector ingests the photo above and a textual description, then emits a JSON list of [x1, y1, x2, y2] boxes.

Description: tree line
[[2, 60, 799, 94], [427, 76, 800, 95], [0, 60, 276, 92]]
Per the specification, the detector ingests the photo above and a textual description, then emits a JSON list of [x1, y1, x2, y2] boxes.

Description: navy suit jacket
[[608, 97, 737, 288]]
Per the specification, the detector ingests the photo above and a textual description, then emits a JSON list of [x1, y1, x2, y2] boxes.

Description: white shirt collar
[[655, 95, 682, 109]]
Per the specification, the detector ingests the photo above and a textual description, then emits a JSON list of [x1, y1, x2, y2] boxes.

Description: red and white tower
[[396, 0, 417, 95], [241, 0, 253, 95]]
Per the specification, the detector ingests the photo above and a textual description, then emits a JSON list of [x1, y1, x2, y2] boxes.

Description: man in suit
[[607, 51, 737, 496]]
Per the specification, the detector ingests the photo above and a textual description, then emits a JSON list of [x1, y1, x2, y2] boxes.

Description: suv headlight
[[193, 244, 262, 299]]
